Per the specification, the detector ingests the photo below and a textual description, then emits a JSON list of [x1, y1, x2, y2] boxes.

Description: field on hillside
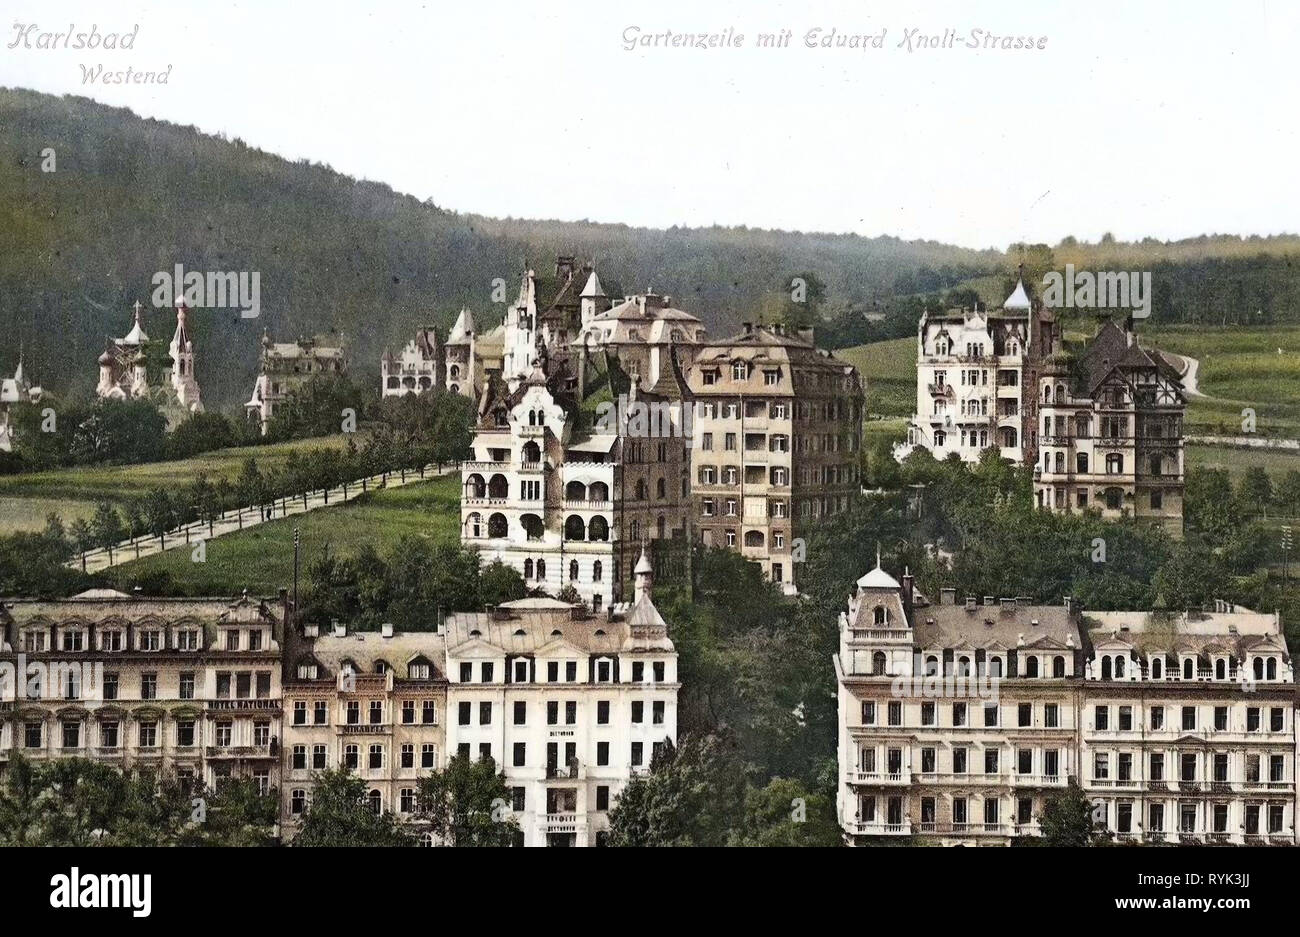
[[838, 337, 916, 419], [0, 434, 351, 534], [1144, 324, 1300, 437], [106, 473, 460, 595]]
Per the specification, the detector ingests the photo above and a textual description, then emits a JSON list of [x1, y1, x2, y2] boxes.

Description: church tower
[[169, 295, 203, 412]]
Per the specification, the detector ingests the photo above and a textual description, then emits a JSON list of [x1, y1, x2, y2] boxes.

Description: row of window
[[19, 627, 265, 653], [457, 698, 667, 727], [860, 744, 1064, 778], [1092, 703, 1287, 733], [455, 659, 666, 684], [12, 718, 272, 750], [1093, 750, 1288, 784], [44, 669, 273, 702], [290, 698, 439, 727]]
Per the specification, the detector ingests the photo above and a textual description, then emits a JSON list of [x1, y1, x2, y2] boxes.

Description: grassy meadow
[[106, 473, 460, 595], [0, 434, 351, 534]]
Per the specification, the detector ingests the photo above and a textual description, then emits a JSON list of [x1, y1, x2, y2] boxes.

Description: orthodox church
[[96, 296, 204, 425]]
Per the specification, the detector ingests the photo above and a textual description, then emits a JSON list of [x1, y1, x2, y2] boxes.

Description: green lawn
[[107, 473, 460, 594], [1186, 443, 1300, 481], [0, 434, 352, 534]]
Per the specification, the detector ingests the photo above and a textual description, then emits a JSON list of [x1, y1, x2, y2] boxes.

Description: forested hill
[[0, 88, 996, 408], [2, 87, 1300, 410]]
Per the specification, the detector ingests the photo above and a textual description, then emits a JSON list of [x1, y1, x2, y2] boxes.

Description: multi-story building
[[835, 564, 1297, 846], [899, 278, 1057, 466], [244, 333, 347, 434], [444, 307, 506, 399], [444, 553, 677, 846], [571, 291, 708, 386], [0, 589, 286, 795], [1034, 320, 1186, 534], [279, 622, 447, 842], [1083, 605, 1294, 844], [381, 329, 441, 397], [462, 358, 690, 610], [834, 563, 1082, 845], [685, 323, 862, 592]]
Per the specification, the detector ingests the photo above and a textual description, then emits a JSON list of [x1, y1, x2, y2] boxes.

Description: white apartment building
[[900, 278, 1056, 467], [381, 329, 441, 397], [835, 564, 1082, 845], [1083, 606, 1294, 844], [444, 556, 677, 846]]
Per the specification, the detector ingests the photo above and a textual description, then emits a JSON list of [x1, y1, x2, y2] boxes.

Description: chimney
[[940, 587, 956, 606], [901, 569, 914, 625], [381, 623, 394, 639]]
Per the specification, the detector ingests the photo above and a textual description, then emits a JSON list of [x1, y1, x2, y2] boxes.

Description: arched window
[[564, 515, 586, 542], [635, 479, 648, 500], [630, 520, 640, 541], [450, 365, 460, 379], [521, 514, 543, 541], [588, 516, 609, 541], [488, 474, 509, 498], [536, 559, 546, 580], [566, 480, 587, 501], [524, 559, 533, 579], [989, 657, 1003, 678], [925, 655, 939, 675], [934, 431, 946, 446], [873, 606, 887, 625], [656, 477, 666, 499], [1106, 453, 1123, 475], [1267, 657, 1277, 679], [1053, 656, 1065, 678], [590, 481, 609, 501], [1151, 657, 1162, 680], [367, 790, 382, 814], [957, 656, 971, 677], [1077, 452, 1089, 474], [465, 474, 486, 499], [465, 513, 482, 539], [487, 513, 508, 538], [1115, 656, 1125, 678], [522, 441, 541, 464], [592, 561, 602, 582], [1185, 658, 1196, 680], [743, 530, 764, 547], [656, 515, 666, 539], [872, 651, 887, 676], [1025, 656, 1039, 678], [1101, 657, 1112, 680], [1215, 658, 1225, 680], [569, 560, 579, 582]]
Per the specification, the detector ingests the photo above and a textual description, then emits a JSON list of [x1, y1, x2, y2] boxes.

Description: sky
[[1, 0, 1296, 250]]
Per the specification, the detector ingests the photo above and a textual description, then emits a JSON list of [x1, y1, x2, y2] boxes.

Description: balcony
[[206, 744, 277, 759], [564, 500, 611, 511], [847, 819, 912, 836], [546, 761, 581, 780], [848, 770, 912, 786]]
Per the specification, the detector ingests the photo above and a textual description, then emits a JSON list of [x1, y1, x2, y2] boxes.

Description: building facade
[[0, 355, 41, 453], [835, 565, 1082, 845], [1083, 606, 1294, 844], [245, 333, 347, 434], [899, 279, 1056, 466], [685, 323, 862, 592], [835, 566, 1297, 845], [279, 623, 447, 842], [0, 589, 285, 796], [444, 558, 677, 846], [1034, 320, 1186, 534], [381, 329, 441, 397]]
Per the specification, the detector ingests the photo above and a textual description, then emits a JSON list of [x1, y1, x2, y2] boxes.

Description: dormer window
[[732, 361, 749, 381], [872, 606, 887, 626], [61, 630, 84, 652], [410, 662, 431, 680], [101, 630, 123, 652], [297, 662, 318, 680], [139, 630, 161, 651]]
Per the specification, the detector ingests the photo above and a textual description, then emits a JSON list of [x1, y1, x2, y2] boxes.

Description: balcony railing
[[546, 761, 581, 780]]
